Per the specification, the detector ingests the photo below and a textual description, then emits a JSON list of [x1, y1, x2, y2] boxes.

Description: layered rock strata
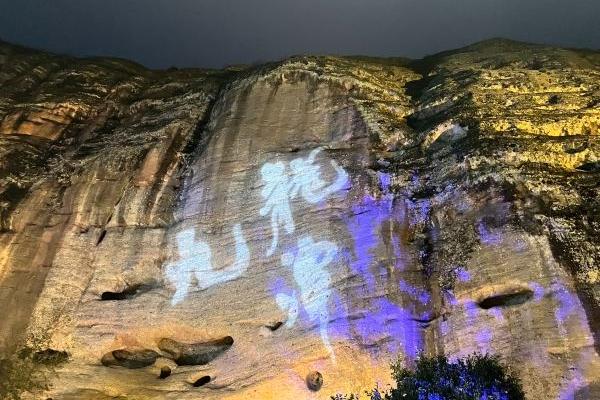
[[0, 39, 599, 399]]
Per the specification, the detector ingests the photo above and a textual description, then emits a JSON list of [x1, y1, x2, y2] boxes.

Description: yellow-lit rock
[[0, 38, 599, 399]]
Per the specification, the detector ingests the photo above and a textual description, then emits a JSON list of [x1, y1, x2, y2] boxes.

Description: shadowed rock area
[[0, 38, 599, 399], [158, 336, 234, 365], [101, 348, 159, 369]]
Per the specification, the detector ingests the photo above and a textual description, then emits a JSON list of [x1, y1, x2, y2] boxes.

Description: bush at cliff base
[[332, 353, 525, 400]]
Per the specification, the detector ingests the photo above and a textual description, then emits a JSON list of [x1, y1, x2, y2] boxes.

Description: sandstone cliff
[[0, 38, 598, 399]]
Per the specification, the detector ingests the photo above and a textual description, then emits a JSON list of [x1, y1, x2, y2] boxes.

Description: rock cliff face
[[0, 39, 599, 399]]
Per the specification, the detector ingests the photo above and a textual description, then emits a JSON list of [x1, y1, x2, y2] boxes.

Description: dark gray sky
[[0, 0, 599, 69]]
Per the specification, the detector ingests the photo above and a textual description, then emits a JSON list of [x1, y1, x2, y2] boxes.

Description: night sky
[[0, 0, 599, 69]]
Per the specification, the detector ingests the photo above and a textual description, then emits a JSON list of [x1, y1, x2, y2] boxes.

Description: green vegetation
[[0, 348, 68, 399], [0, 352, 47, 399], [332, 353, 525, 400]]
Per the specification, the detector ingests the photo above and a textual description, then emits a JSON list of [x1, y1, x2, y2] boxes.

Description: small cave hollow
[[547, 94, 560, 105], [100, 284, 150, 301], [159, 366, 171, 379], [266, 321, 283, 331], [96, 229, 107, 246], [575, 161, 600, 173], [478, 288, 534, 309], [192, 376, 211, 387]]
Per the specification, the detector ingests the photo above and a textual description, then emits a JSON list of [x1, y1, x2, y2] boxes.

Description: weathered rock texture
[[0, 39, 599, 399]]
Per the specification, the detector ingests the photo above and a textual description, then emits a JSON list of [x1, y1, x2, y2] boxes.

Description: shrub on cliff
[[0, 347, 67, 399], [0, 352, 47, 400], [332, 353, 525, 400]]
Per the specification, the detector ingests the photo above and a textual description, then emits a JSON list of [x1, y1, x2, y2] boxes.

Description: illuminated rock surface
[[0, 38, 599, 399]]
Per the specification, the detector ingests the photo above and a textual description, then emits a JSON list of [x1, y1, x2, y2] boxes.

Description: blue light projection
[[274, 236, 338, 355], [438, 227, 598, 398], [322, 170, 428, 359], [443, 275, 585, 356], [165, 224, 249, 305], [259, 147, 348, 256], [163, 145, 598, 395]]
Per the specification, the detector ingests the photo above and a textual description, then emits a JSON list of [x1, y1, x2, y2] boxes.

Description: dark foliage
[[332, 353, 525, 400]]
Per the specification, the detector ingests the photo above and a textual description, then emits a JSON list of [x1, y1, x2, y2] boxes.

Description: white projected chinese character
[[260, 147, 349, 256], [165, 224, 249, 305], [289, 148, 349, 203], [275, 236, 338, 356], [259, 162, 295, 256], [276, 292, 299, 328]]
